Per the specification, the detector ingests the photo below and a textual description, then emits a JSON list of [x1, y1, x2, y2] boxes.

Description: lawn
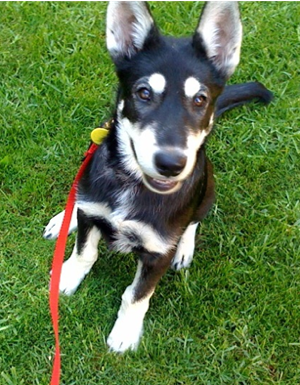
[[0, 2, 299, 384]]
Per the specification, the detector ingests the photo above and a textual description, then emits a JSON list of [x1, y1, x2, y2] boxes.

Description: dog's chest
[[78, 191, 176, 257]]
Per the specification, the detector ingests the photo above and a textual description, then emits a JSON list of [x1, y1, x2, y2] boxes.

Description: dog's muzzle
[[130, 138, 187, 194], [142, 150, 187, 194]]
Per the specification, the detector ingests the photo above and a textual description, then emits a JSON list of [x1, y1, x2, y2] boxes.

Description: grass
[[0, 1, 299, 384]]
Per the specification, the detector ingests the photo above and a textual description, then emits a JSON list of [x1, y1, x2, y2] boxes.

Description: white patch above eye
[[184, 77, 201, 98], [148, 73, 166, 94]]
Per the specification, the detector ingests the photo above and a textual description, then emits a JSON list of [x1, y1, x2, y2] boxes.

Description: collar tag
[[91, 127, 109, 145]]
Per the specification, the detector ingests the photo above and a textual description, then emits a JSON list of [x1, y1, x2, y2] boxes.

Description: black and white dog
[[44, 1, 272, 352]]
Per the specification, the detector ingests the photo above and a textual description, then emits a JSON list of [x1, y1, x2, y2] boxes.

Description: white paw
[[107, 284, 149, 353], [107, 315, 144, 353], [44, 211, 65, 240], [171, 246, 194, 271], [43, 208, 78, 240], [171, 223, 198, 271], [58, 258, 87, 296]]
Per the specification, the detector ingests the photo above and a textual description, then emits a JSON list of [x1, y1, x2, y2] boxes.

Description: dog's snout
[[154, 151, 187, 177]]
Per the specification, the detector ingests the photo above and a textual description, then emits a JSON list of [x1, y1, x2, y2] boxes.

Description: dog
[[44, 1, 272, 353]]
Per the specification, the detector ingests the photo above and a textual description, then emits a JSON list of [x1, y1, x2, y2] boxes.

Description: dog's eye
[[193, 94, 207, 107], [137, 87, 151, 102]]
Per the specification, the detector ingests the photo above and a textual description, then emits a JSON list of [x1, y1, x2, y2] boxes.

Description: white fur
[[77, 200, 125, 226], [172, 223, 199, 270], [178, 129, 208, 181], [116, 117, 143, 179], [107, 261, 152, 352], [77, 201, 176, 255], [134, 126, 159, 178], [78, 201, 112, 220], [118, 99, 124, 114], [116, 116, 159, 179], [209, 113, 215, 130], [114, 220, 175, 255], [184, 77, 201, 98], [43, 204, 78, 240], [148, 73, 166, 94], [59, 226, 101, 295]]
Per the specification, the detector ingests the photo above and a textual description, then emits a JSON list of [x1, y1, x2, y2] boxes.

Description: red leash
[[49, 142, 98, 385], [49, 121, 111, 384]]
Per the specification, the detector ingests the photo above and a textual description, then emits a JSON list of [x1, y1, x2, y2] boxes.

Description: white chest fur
[[77, 199, 175, 256]]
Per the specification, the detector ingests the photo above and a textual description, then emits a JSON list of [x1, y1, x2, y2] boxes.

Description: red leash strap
[[49, 143, 98, 385]]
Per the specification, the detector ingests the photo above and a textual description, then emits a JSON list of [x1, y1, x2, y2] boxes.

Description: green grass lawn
[[1, 2, 299, 384]]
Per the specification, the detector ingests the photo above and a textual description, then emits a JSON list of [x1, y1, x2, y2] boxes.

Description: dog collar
[[90, 119, 114, 145]]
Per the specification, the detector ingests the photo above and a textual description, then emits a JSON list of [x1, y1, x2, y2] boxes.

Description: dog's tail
[[215, 82, 273, 118]]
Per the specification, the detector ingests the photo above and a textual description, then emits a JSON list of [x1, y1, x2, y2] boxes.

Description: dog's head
[[106, 1, 242, 194]]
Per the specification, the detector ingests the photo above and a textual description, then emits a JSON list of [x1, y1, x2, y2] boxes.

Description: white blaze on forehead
[[184, 77, 201, 97], [148, 73, 166, 94]]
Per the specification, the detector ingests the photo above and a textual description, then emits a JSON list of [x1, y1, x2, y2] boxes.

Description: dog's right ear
[[106, 1, 158, 62]]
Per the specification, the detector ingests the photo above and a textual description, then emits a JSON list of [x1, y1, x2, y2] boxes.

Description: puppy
[[44, 1, 272, 352]]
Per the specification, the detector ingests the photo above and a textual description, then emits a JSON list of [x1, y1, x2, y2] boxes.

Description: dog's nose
[[154, 151, 187, 177]]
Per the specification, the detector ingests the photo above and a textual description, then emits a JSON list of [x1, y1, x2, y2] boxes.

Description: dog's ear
[[106, 1, 158, 61], [193, 1, 242, 80]]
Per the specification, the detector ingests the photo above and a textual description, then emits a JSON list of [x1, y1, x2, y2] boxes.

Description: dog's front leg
[[58, 209, 101, 295], [107, 251, 174, 353]]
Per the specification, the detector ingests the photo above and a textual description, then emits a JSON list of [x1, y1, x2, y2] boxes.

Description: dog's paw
[[171, 249, 194, 271], [171, 237, 195, 271], [58, 258, 87, 296], [43, 211, 65, 240], [171, 223, 198, 271], [107, 315, 143, 353], [43, 209, 78, 240]]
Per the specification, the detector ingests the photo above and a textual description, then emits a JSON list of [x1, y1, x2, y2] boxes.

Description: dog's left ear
[[106, 1, 158, 62], [194, 1, 242, 80]]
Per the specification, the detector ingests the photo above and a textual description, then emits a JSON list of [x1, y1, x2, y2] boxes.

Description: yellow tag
[[91, 128, 109, 145]]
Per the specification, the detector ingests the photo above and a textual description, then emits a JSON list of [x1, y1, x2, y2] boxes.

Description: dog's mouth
[[143, 174, 182, 194], [129, 138, 182, 194]]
